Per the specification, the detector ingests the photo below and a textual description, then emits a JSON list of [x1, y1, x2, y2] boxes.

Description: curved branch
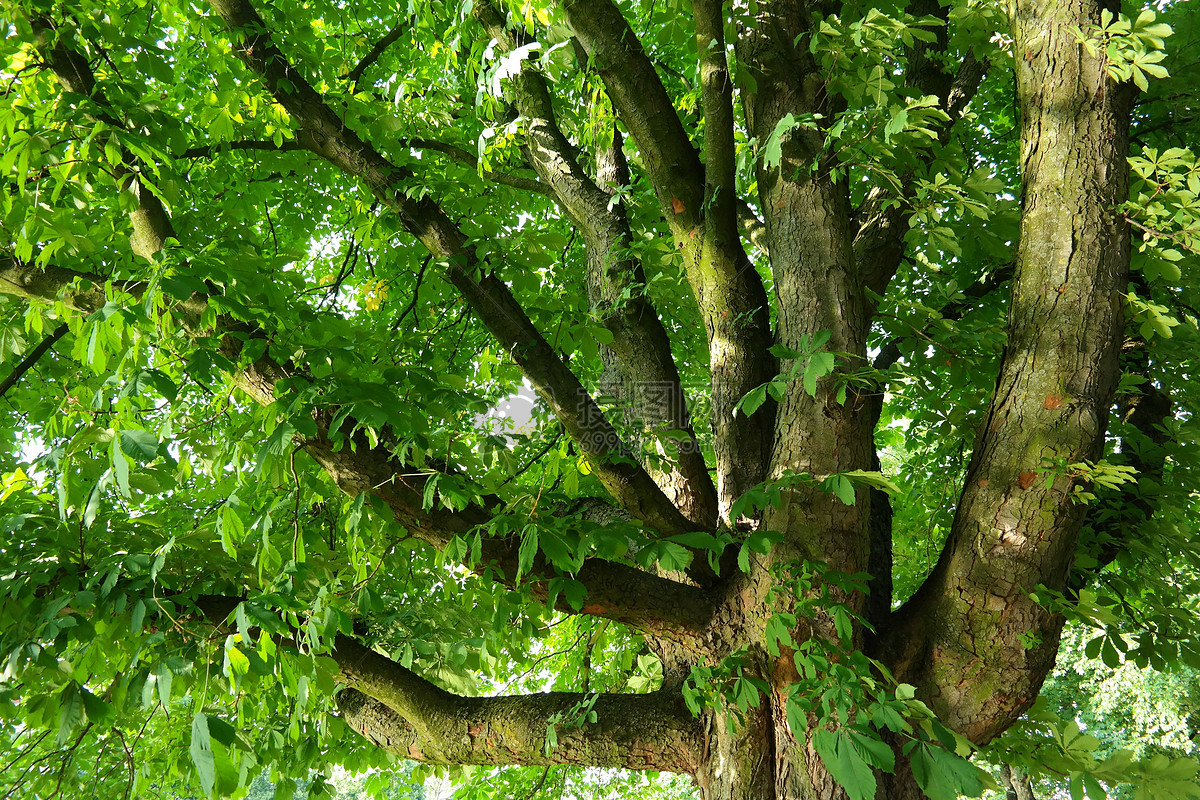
[[179, 139, 306, 159], [207, 0, 697, 539], [31, 15, 172, 259], [346, 18, 410, 88], [184, 600, 703, 771], [877, 0, 1136, 744], [0, 251, 716, 638], [559, 0, 704, 236], [337, 688, 700, 772], [401, 137, 554, 195]]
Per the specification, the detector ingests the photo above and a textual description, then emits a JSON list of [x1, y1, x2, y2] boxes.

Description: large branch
[[180, 136, 554, 196], [184, 596, 703, 771], [473, 1, 717, 530], [561, 0, 777, 519], [0, 323, 67, 399], [0, 252, 717, 639], [694, 0, 738, 256], [332, 635, 702, 772], [31, 16, 173, 259], [7, 23, 718, 633], [206, 0, 697, 540], [558, 0, 705, 238], [733, 1, 875, 585], [345, 18, 409, 88], [876, 0, 1136, 748]]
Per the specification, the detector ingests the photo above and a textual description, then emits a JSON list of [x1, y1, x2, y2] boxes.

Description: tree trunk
[[694, 708, 851, 800]]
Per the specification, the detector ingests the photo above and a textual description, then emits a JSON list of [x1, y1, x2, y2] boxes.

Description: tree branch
[[206, 0, 698, 539], [472, 0, 718, 530], [401, 137, 555, 196], [179, 139, 306, 159], [0, 253, 717, 638], [19, 0, 716, 645], [877, 0, 1135, 743], [561, 0, 776, 519], [30, 15, 173, 259], [345, 18, 410, 89], [559, 0, 705, 237], [0, 323, 67, 400], [184, 599, 703, 771], [182, 136, 554, 196], [334, 643, 701, 772]]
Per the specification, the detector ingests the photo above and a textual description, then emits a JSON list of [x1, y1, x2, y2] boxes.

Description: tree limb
[[185, 598, 703, 771], [559, 0, 705, 236], [207, 0, 698, 539], [23, 18, 701, 614], [182, 136, 554, 195], [561, 0, 776, 519], [179, 139, 307, 159], [473, 0, 718, 530], [401, 137, 554, 195], [345, 18, 410, 89], [334, 637, 702, 773], [0, 254, 717, 639], [30, 15, 172, 259], [0, 323, 67, 400], [877, 0, 1136, 745]]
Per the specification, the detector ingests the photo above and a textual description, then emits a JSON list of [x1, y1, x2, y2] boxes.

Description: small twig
[[516, 767, 552, 800], [290, 444, 303, 562], [391, 255, 432, 330], [496, 430, 563, 490], [346, 18, 411, 89], [498, 629, 590, 694], [179, 139, 305, 159], [264, 201, 279, 257], [1125, 214, 1200, 243], [0, 323, 68, 400]]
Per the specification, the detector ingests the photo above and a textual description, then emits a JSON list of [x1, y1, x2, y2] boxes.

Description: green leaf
[[110, 437, 131, 499], [190, 712, 216, 796], [822, 474, 857, 505], [910, 743, 985, 800], [517, 527, 539, 580], [738, 384, 770, 416], [841, 469, 902, 494], [814, 728, 876, 800], [56, 683, 84, 745], [261, 422, 298, 457], [119, 429, 160, 462]]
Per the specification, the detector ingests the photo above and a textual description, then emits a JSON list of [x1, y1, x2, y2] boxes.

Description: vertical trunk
[[875, 0, 1136, 767], [694, 707, 851, 800]]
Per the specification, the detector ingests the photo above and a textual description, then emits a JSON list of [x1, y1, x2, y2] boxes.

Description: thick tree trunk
[[693, 709, 850, 800]]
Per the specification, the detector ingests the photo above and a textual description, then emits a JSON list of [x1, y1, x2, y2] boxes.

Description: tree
[[1, 0, 1199, 797]]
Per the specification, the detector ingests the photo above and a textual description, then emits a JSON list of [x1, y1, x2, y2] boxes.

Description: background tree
[[0, 0, 1199, 798]]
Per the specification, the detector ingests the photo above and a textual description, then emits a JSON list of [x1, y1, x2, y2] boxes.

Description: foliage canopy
[[1, 0, 1199, 798]]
